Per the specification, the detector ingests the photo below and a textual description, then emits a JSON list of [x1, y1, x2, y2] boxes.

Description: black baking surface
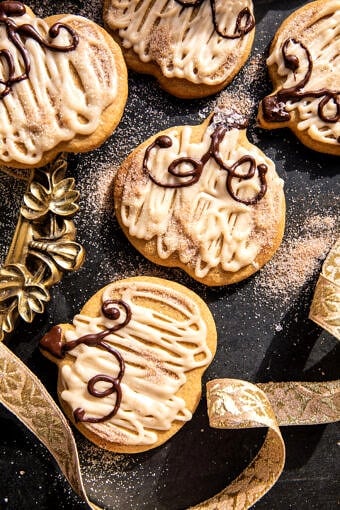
[[0, 0, 339, 509]]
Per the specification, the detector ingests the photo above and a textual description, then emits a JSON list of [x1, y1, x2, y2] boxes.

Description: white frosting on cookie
[[120, 119, 283, 278], [266, 0, 340, 146], [60, 280, 212, 446], [105, 0, 253, 85], [0, 12, 118, 165]]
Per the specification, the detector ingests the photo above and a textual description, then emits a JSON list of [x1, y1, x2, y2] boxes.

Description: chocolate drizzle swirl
[[262, 38, 340, 133], [0, 1, 79, 98], [143, 117, 267, 206], [175, 0, 254, 39], [40, 299, 131, 424]]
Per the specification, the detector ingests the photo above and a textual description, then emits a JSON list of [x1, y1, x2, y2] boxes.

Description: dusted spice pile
[[0, 1, 339, 510], [78, 438, 140, 508], [213, 53, 267, 118], [254, 213, 338, 305], [33, 0, 103, 24]]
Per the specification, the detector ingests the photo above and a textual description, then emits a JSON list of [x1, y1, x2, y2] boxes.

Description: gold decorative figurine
[[0, 154, 85, 340]]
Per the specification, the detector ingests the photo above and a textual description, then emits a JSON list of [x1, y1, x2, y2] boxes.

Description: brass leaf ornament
[[0, 154, 85, 340]]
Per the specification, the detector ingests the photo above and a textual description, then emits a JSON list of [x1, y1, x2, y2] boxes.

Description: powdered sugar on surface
[[254, 213, 338, 305], [0, 1, 339, 510]]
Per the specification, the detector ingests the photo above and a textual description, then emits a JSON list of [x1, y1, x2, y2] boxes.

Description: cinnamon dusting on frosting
[[0, 9, 121, 165], [58, 280, 213, 446], [118, 114, 283, 279], [0, 1, 79, 98], [104, 0, 254, 86], [260, 0, 340, 148]]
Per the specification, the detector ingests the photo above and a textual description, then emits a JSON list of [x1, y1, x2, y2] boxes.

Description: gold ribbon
[[0, 341, 98, 510], [309, 237, 340, 341], [192, 379, 285, 510], [192, 378, 340, 509], [0, 340, 339, 510]]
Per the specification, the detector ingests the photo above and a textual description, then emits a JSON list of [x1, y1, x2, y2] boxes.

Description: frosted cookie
[[257, 0, 340, 155], [103, 0, 255, 98], [114, 111, 285, 286], [40, 276, 217, 453], [0, 2, 128, 168]]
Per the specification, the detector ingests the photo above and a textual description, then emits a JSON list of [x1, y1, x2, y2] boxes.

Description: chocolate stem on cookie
[[257, 0, 340, 154], [0, 1, 78, 98], [174, 0, 254, 39], [144, 121, 268, 206], [262, 38, 340, 125], [40, 277, 217, 453], [41, 300, 131, 424], [114, 111, 285, 286]]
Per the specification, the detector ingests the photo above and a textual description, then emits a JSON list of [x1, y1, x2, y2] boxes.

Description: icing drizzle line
[[0, 1, 79, 98], [175, 0, 254, 39], [262, 38, 340, 137], [40, 300, 131, 424], [143, 118, 267, 206]]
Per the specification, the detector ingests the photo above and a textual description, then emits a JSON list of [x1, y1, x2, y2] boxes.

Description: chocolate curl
[[309, 238, 340, 340], [0, 341, 339, 510]]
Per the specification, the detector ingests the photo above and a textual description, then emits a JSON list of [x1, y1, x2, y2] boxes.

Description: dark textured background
[[0, 1, 339, 509]]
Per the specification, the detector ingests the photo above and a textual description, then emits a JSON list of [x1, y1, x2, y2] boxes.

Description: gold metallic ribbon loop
[[1, 343, 339, 510], [192, 379, 285, 510], [309, 237, 340, 341], [191, 377, 340, 509], [0, 341, 99, 510]]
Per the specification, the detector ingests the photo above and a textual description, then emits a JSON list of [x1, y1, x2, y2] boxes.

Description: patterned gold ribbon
[[192, 379, 285, 510], [0, 341, 99, 510], [0, 340, 339, 510], [192, 378, 340, 509], [309, 237, 340, 340]]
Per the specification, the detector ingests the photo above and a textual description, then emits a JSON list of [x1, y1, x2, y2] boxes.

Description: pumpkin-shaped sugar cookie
[[258, 0, 340, 155], [40, 277, 216, 453], [0, 2, 127, 168], [103, 0, 255, 98], [114, 111, 285, 286]]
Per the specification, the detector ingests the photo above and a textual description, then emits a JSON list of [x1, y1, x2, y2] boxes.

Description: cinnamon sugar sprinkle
[[254, 214, 338, 304], [213, 53, 267, 117]]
